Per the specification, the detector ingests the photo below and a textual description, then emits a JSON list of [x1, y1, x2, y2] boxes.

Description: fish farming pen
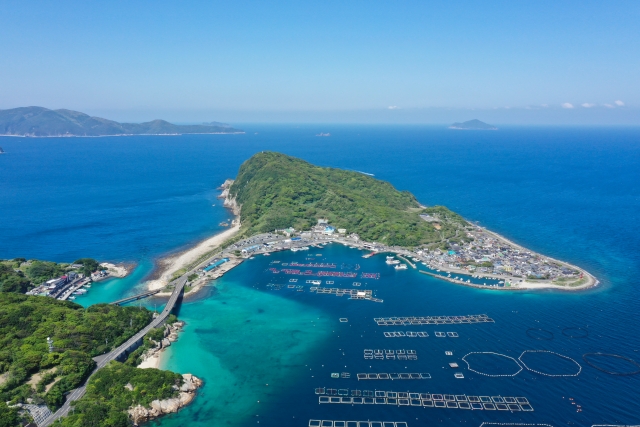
[[310, 287, 383, 303], [462, 352, 524, 377], [582, 352, 640, 376], [278, 269, 361, 278], [526, 328, 554, 340], [289, 262, 337, 268], [308, 421, 408, 427], [364, 349, 418, 360], [317, 389, 533, 412], [373, 314, 494, 326], [356, 373, 430, 380], [518, 350, 582, 377], [383, 331, 429, 338]]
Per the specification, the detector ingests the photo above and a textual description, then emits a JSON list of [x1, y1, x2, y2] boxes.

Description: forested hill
[[0, 106, 243, 137], [228, 152, 468, 247]]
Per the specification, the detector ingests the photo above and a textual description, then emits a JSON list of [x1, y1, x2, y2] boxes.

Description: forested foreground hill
[[0, 294, 184, 426], [228, 152, 469, 247]]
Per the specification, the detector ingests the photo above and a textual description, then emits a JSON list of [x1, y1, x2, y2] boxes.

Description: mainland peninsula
[[449, 119, 497, 130], [0, 106, 243, 137]]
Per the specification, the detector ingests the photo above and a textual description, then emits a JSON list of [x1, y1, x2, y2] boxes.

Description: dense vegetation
[[54, 361, 183, 427], [0, 258, 99, 293], [0, 293, 153, 409], [0, 106, 242, 137], [229, 152, 468, 247]]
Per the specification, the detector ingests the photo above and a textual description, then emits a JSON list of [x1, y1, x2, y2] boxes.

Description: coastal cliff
[[128, 374, 203, 425], [220, 179, 241, 216]]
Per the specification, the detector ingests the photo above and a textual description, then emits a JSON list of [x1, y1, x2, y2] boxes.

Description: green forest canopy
[[229, 152, 468, 247], [55, 361, 183, 427], [0, 293, 154, 409]]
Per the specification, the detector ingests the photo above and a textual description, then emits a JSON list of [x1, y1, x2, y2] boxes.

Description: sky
[[1, 1, 639, 124]]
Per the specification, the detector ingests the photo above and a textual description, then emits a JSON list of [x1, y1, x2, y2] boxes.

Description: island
[[146, 151, 596, 299], [0, 107, 243, 137], [449, 119, 497, 130]]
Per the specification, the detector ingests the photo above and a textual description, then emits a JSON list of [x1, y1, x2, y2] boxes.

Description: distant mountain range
[[0, 107, 243, 137], [449, 119, 497, 130]]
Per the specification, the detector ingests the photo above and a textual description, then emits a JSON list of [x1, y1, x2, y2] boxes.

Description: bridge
[[110, 289, 162, 305], [40, 275, 188, 427]]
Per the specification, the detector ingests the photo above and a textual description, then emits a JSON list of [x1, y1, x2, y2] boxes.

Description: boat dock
[[397, 255, 416, 269]]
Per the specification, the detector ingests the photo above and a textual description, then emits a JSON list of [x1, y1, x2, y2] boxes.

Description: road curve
[[40, 276, 188, 427]]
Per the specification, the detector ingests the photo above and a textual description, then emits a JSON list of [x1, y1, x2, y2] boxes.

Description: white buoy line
[[518, 350, 582, 377], [462, 352, 523, 377], [463, 350, 582, 378]]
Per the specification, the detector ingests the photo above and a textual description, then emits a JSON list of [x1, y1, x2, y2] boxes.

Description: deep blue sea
[[1, 126, 639, 426]]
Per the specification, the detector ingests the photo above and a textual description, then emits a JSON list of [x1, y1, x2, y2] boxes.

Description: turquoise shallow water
[[151, 243, 638, 427], [1, 126, 639, 426]]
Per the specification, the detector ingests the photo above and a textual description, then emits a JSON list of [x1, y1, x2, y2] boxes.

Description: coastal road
[[40, 276, 188, 427]]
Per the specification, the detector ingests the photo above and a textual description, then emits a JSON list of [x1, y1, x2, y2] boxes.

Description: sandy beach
[[146, 224, 240, 291], [138, 353, 161, 369]]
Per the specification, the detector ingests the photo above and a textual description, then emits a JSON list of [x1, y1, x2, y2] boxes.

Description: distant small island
[[0, 106, 244, 137], [449, 119, 497, 130]]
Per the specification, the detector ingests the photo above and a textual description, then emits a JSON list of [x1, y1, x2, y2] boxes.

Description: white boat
[[394, 264, 408, 270], [386, 259, 400, 265]]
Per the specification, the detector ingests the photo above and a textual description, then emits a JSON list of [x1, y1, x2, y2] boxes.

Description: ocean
[[1, 125, 639, 426]]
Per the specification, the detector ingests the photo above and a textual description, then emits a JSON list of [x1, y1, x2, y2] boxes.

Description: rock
[[162, 338, 171, 347], [124, 382, 133, 391], [129, 404, 150, 425], [128, 373, 202, 425]]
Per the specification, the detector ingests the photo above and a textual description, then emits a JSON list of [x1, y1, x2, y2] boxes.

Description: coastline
[[0, 132, 245, 138], [146, 224, 240, 291]]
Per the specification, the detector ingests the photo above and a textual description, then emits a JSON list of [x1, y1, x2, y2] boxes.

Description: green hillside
[[0, 258, 98, 293], [0, 293, 157, 410], [229, 152, 468, 247], [0, 107, 243, 137]]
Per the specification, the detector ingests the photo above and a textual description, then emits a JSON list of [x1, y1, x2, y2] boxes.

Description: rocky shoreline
[[137, 321, 184, 368], [128, 373, 203, 425]]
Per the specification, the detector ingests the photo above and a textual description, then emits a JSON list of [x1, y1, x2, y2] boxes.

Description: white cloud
[[387, 106, 399, 110], [562, 103, 574, 109], [581, 103, 596, 108], [541, 104, 549, 108], [604, 103, 614, 108], [615, 100, 625, 106]]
